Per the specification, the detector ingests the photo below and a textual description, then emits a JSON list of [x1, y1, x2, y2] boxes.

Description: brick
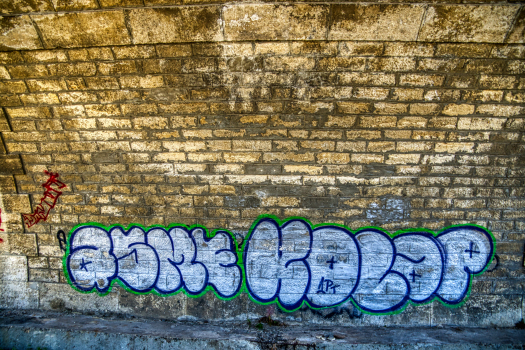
[[33, 11, 130, 48], [386, 154, 420, 164], [400, 74, 445, 87], [339, 42, 383, 56], [254, 42, 290, 56], [223, 152, 261, 163], [0, 81, 27, 94], [85, 77, 119, 90], [48, 63, 96, 77], [98, 61, 137, 75], [479, 75, 516, 89], [360, 116, 397, 128], [392, 88, 424, 101], [384, 43, 434, 57], [20, 93, 60, 105], [368, 57, 417, 72], [435, 142, 475, 153], [368, 141, 395, 152], [8, 65, 49, 79], [266, 57, 316, 72], [7, 107, 51, 119], [457, 118, 507, 130], [291, 42, 337, 56], [224, 4, 328, 41], [264, 152, 313, 163], [232, 140, 271, 152], [339, 73, 395, 86], [346, 130, 381, 140], [476, 105, 522, 117], [398, 117, 427, 128], [113, 46, 156, 59], [330, 5, 425, 41], [129, 7, 222, 44], [351, 153, 383, 164], [442, 104, 475, 116], [353, 88, 389, 100], [318, 57, 366, 72], [120, 75, 164, 89]]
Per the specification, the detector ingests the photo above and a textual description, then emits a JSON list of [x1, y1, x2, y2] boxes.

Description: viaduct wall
[[0, 0, 524, 327]]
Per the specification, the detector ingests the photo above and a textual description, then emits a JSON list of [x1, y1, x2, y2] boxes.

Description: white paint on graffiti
[[112, 227, 158, 292], [437, 227, 493, 304], [245, 219, 312, 308], [306, 227, 359, 308], [67, 225, 241, 298], [353, 229, 408, 313], [68, 226, 117, 292], [66, 219, 495, 313], [193, 229, 242, 298], [392, 233, 443, 303]]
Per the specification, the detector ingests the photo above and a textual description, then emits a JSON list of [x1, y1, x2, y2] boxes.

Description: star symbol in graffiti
[[80, 258, 92, 272]]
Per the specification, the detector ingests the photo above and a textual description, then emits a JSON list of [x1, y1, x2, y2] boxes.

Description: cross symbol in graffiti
[[409, 269, 422, 283], [464, 241, 480, 258], [80, 258, 92, 272], [326, 256, 337, 270]]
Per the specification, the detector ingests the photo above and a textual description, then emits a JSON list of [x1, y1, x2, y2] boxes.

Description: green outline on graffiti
[[62, 221, 243, 302], [63, 215, 496, 316]]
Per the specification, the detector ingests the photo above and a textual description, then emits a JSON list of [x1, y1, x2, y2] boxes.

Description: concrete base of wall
[[1, 310, 524, 350]]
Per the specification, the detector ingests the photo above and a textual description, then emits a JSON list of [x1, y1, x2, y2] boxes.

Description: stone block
[[329, 5, 425, 41], [224, 4, 328, 41], [0, 15, 42, 50], [0, 255, 27, 282], [40, 283, 119, 313], [32, 11, 131, 49], [0, 282, 38, 309], [0, 156, 24, 175], [418, 5, 520, 43], [128, 7, 222, 44]]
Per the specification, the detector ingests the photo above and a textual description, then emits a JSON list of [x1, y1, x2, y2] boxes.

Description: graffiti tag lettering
[[23, 171, 66, 228], [64, 215, 495, 314]]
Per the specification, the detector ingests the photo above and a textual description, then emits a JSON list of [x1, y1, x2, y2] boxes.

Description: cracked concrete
[[1, 310, 524, 350]]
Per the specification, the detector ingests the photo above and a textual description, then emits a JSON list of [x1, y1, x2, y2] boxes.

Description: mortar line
[[6, 38, 524, 54], [220, 5, 226, 42], [415, 5, 428, 42], [0, 2, 518, 17], [93, 0, 102, 10], [326, 3, 332, 41], [28, 15, 47, 50], [503, 4, 522, 43], [122, 9, 135, 45]]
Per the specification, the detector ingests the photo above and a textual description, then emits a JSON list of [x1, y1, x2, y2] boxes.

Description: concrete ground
[[1, 310, 525, 350]]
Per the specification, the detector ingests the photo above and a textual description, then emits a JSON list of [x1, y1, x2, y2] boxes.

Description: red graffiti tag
[[22, 171, 66, 228]]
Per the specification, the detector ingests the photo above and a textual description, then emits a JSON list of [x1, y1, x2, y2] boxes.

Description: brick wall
[[0, 1, 524, 326]]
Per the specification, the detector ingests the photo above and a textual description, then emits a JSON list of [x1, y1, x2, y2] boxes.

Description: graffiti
[[64, 215, 495, 314], [0, 208, 4, 232], [23, 171, 66, 228], [65, 224, 242, 298], [57, 230, 67, 252]]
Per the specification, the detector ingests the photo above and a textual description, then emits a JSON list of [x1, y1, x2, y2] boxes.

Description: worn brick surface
[[0, 0, 523, 328]]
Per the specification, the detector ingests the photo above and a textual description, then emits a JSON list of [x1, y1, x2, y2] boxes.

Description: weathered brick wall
[[0, 0, 524, 327]]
